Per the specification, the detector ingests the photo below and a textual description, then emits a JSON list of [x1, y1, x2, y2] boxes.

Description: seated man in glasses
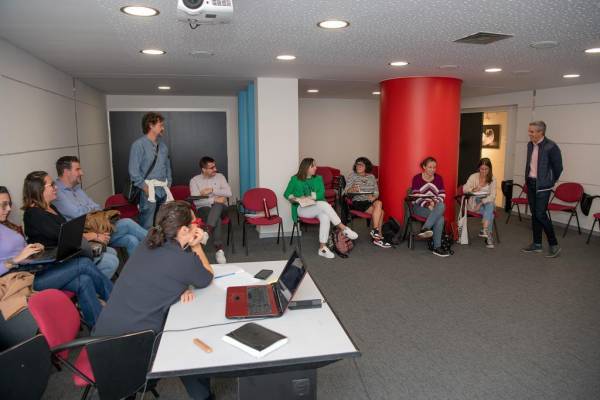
[[189, 156, 232, 264]]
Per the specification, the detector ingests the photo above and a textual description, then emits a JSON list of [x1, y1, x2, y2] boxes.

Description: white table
[[148, 260, 360, 399]]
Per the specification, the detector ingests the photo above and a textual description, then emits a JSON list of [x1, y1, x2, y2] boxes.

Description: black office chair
[[0, 309, 39, 351], [0, 334, 52, 400]]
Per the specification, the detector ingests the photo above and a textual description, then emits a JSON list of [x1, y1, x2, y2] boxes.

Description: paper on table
[[214, 271, 261, 289], [212, 264, 244, 278]]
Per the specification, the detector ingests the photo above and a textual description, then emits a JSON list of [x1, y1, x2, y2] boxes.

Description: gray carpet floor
[[42, 210, 600, 400]]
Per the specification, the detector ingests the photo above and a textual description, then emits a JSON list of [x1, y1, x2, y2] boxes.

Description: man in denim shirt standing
[[129, 112, 172, 229]]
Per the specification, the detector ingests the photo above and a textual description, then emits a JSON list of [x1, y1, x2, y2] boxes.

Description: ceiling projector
[[177, 0, 233, 26]]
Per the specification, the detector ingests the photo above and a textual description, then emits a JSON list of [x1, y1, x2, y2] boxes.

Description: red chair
[[345, 195, 372, 228], [371, 165, 379, 180], [28, 289, 156, 400], [173, 185, 234, 251], [402, 190, 428, 250], [547, 182, 584, 237], [505, 183, 528, 224], [455, 186, 501, 243], [316, 166, 336, 206], [105, 194, 139, 220], [290, 216, 320, 253], [241, 188, 286, 255]]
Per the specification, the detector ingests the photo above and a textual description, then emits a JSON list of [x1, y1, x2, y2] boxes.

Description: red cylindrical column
[[379, 77, 462, 224]]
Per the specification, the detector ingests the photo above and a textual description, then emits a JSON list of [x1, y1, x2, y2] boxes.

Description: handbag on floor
[[457, 196, 469, 245]]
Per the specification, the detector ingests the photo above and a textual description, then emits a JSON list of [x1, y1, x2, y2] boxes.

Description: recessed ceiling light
[[585, 47, 600, 54], [439, 64, 458, 69], [372, 91, 381, 95], [157, 86, 171, 90], [529, 41, 559, 49], [485, 67, 502, 73], [276, 54, 296, 61], [317, 19, 349, 29], [141, 49, 166, 55], [307, 89, 319, 93], [563, 74, 580, 79], [389, 61, 409, 67], [120, 5, 159, 17]]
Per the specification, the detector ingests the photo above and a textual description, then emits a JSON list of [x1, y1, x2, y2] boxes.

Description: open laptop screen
[[275, 252, 306, 311]]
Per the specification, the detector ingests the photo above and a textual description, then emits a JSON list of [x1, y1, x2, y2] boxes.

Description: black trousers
[[526, 178, 558, 246]]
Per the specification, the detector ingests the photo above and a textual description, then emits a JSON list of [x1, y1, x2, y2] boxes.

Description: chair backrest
[[105, 194, 139, 219], [0, 335, 51, 400], [242, 188, 278, 212], [28, 289, 81, 359], [87, 330, 155, 400], [170, 185, 191, 201], [371, 165, 379, 179], [0, 309, 39, 351], [553, 182, 584, 203], [316, 167, 334, 189]]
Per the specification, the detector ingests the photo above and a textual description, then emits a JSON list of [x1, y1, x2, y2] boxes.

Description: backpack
[[381, 217, 403, 245], [328, 229, 354, 258], [426, 232, 455, 255]]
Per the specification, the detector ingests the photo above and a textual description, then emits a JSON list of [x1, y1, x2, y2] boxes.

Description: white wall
[[255, 78, 299, 235], [299, 98, 380, 176], [106, 95, 240, 201], [462, 83, 600, 231], [0, 39, 110, 225]]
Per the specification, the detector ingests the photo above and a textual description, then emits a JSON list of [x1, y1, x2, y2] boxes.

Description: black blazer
[[525, 137, 563, 191]]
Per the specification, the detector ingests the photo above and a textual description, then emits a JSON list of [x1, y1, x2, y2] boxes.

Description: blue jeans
[[139, 192, 166, 229], [33, 257, 113, 327], [109, 218, 148, 256], [94, 246, 119, 279], [414, 203, 445, 248], [475, 198, 495, 232]]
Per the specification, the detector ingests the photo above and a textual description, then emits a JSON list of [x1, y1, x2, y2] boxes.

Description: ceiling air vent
[[454, 32, 513, 45]]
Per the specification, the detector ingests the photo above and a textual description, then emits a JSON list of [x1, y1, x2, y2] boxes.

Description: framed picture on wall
[[482, 124, 500, 148]]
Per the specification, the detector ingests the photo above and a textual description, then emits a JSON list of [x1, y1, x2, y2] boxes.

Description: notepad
[[297, 197, 316, 208], [222, 323, 288, 358]]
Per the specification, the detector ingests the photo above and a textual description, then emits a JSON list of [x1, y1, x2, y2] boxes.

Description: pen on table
[[215, 272, 237, 279], [193, 338, 213, 353]]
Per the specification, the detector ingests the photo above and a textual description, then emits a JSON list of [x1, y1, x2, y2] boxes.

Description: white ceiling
[[1, 0, 599, 99]]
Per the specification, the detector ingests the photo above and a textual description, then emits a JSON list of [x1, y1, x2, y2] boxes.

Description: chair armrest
[[51, 336, 114, 353]]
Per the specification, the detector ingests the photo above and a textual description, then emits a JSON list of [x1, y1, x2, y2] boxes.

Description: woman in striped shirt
[[410, 157, 450, 257], [345, 157, 390, 248]]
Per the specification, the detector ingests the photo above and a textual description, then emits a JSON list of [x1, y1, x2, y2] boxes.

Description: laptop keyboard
[[247, 287, 273, 315]]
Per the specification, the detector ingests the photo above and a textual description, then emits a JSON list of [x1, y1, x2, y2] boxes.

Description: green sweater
[[283, 175, 325, 222]]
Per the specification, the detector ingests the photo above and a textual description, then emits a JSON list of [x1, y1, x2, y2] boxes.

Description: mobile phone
[[254, 269, 273, 280]]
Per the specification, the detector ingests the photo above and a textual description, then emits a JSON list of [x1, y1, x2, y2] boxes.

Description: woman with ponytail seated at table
[[93, 200, 214, 400], [0, 185, 112, 327]]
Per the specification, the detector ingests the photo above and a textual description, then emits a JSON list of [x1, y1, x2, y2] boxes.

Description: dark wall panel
[[458, 112, 483, 185], [109, 111, 227, 192]]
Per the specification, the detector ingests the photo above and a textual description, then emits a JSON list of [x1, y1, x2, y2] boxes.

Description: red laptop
[[225, 251, 307, 319]]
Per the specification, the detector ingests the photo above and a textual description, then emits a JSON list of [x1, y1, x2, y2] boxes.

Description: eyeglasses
[[0, 201, 12, 210]]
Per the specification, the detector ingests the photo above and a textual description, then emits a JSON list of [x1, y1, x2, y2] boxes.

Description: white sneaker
[[342, 227, 358, 240], [215, 249, 227, 264], [318, 247, 335, 259]]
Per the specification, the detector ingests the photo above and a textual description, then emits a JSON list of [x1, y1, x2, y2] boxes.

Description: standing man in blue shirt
[[129, 112, 173, 229], [53, 156, 148, 257]]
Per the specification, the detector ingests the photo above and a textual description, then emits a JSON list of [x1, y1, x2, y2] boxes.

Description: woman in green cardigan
[[284, 158, 358, 259]]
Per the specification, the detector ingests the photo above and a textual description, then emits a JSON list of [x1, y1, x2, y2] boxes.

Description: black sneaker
[[417, 228, 433, 239], [372, 239, 392, 248], [370, 229, 383, 240], [432, 247, 450, 257], [521, 243, 543, 253], [546, 245, 561, 258]]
